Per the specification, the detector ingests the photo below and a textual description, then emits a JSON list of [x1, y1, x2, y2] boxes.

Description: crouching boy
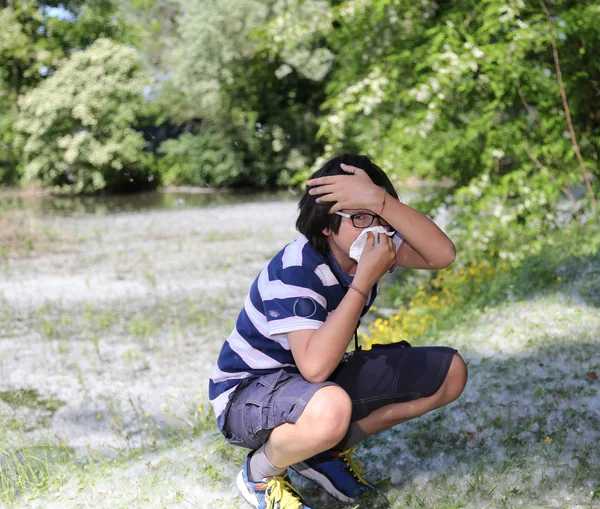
[[209, 154, 468, 508]]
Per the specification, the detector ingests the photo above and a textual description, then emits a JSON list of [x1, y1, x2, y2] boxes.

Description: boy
[[209, 154, 467, 508]]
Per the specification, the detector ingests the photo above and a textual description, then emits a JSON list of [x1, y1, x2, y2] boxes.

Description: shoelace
[[265, 475, 305, 509], [339, 447, 373, 488]]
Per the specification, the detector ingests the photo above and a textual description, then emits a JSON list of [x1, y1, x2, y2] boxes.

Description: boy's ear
[[322, 227, 331, 237]]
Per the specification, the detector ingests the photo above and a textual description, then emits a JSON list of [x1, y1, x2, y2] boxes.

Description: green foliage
[[0, 0, 135, 185], [261, 0, 599, 247], [303, 0, 599, 182], [0, 105, 20, 186], [157, 131, 241, 187], [148, 0, 325, 187], [2, 0, 600, 239], [14, 38, 158, 193], [0, 1, 58, 184]]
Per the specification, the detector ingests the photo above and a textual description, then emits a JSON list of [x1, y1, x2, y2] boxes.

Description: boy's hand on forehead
[[306, 163, 384, 214]]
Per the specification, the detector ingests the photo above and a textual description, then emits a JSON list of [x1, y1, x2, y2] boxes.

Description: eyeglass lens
[[351, 213, 392, 229]]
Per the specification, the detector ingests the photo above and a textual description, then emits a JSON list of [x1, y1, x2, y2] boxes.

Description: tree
[[150, 0, 326, 187], [266, 0, 599, 253], [14, 38, 157, 193], [0, 0, 133, 185]]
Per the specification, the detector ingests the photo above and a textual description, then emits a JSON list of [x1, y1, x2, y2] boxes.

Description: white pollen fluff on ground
[[1, 195, 599, 509]]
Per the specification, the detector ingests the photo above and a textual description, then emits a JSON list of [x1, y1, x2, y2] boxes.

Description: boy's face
[[322, 207, 391, 273]]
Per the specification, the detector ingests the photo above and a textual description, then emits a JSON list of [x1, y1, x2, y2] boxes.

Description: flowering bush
[[364, 259, 502, 348], [14, 39, 157, 194]]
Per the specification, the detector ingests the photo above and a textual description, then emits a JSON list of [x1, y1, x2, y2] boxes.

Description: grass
[[0, 291, 233, 506], [26, 295, 231, 347], [0, 209, 68, 260], [0, 385, 221, 505], [291, 328, 600, 508], [0, 201, 598, 508], [326, 218, 600, 509], [0, 440, 71, 503]]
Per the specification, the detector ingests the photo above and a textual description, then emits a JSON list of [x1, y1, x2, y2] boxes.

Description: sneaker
[[291, 446, 374, 503], [237, 454, 312, 509]]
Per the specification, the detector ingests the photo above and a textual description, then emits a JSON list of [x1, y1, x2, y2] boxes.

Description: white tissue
[[349, 226, 394, 262]]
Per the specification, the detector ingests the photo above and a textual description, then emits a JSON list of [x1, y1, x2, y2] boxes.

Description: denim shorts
[[221, 342, 457, 449]]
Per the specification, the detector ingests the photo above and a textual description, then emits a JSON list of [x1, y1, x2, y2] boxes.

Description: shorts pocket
[[243, 372, 290, 439], [255, 369, 289, 393], [241, 400, 267, 447]]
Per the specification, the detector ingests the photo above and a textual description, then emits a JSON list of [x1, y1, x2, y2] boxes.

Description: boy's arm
[[287, 288, 365, 383], [307, 164, 456, 270], [288, 232, 395, 383], [380, 197, 456, 270]]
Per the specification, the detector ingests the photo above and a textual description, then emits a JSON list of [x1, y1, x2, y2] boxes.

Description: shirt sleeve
[[262, 266, 329, 337]]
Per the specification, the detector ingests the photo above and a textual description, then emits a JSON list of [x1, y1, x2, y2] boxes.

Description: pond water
[[0, 184, 439, 218], [0, 188, 299, 217]]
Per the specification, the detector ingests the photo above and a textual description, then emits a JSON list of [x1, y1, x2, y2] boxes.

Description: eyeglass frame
[[334, 211, 395, 233]]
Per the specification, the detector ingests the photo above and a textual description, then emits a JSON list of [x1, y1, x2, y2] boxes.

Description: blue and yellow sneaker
[[291, 446, 374, 503], [237, 454, 312, 509]]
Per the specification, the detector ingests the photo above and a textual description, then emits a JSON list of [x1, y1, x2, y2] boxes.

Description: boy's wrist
[[366, 186, 386, 213], [351, 276, 373, 295], [348, 284, 368, 301]]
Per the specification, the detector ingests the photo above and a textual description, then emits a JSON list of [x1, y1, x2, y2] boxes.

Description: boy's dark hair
[[296, 154, 399, 256]]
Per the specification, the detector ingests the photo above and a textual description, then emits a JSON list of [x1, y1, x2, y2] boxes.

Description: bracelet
[[379, 188, 387, 216], [348, 284, 368, 301]]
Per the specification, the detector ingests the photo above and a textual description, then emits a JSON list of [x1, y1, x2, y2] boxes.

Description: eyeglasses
[[335, 211, 395, 233]]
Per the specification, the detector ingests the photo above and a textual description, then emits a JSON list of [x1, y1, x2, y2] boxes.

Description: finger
[[308, 184, 337, 196], [307, 176, 342, 186], [315, 192, 337, 204], [381, 234, 394, 252], [340, 164, 366, 176], [382, 232, 394, 246], [365, 231, 375, 246], [376, 233, 393, 249], [385, 236, 396, 258]]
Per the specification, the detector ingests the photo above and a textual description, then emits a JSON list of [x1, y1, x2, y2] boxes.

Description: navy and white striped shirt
[[209, 234, 403, 429]]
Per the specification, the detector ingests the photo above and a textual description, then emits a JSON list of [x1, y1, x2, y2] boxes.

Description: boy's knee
[[303, 386, 352, 441], [442, 353, 468, 403]]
